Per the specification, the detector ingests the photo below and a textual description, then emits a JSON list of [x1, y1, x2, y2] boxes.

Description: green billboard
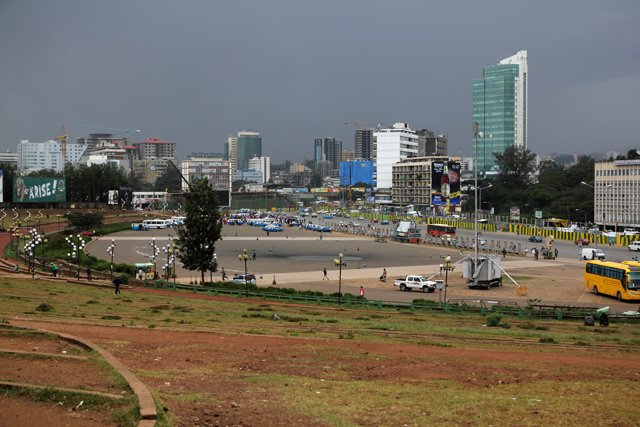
[[13, 177, 66, 203]]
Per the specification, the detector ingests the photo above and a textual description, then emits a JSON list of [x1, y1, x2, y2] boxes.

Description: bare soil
[[5, 317, 640, 427]]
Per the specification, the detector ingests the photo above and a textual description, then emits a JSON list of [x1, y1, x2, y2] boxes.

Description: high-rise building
[[314, 137, 342, 177], [248, 156, 270, 184], [354, 129, 374, 160], [473, 50, 528, 175], [416, 129, 448, 157], [373, 122, 418, 189], [17, 140, 87, 173], [180, 154, 231, 192], [227, 131, 262, 171]]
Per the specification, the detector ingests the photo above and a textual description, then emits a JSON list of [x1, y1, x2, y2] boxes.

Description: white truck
[[393, 275, 437, 293]]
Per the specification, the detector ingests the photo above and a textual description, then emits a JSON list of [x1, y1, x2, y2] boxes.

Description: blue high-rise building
[[473, 51, 528, 175], [340, 161, 374, 187]]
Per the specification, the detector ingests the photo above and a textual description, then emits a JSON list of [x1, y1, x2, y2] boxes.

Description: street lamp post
[[107, 239, 116, 280], [440, 256, 455, 305], [42, 238, 48, 269], [472, 121, 484, 271], [173, 248, 179, 283], [333, 253, 344, 304], [56, 214, 61, 230], [149, 237, 159, 279], [238, 249, 250, 297]]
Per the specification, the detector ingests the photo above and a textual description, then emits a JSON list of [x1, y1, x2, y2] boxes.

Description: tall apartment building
[[373, 122, 418, 189], [594, 159, 640, 228], [134, 137, 177, 160], [314, 137, 342, 177], [17, 140, 87, 173], [416, 129, 448, 157], [180, 154, 232, 192], [248, 156, 270, 184], [473, 50, 528, 175], [354, 128, 374, 160], [225, 131, 262, 171]]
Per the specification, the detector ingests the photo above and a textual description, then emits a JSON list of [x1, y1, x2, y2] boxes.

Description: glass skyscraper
[[473, 50, 528, 175]]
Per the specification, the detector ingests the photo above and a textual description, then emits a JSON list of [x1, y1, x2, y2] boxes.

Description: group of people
[[51, 262, 64, 277]]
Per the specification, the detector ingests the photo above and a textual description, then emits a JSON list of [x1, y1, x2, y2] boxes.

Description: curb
[[2, 323, 157, 425]]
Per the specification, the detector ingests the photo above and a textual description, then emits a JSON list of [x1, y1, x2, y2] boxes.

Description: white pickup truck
[[393, 275, 437, 293]]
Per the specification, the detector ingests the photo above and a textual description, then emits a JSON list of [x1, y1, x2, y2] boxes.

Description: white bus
[[143, 219, 170, 229], [170, 216, 186, 225]]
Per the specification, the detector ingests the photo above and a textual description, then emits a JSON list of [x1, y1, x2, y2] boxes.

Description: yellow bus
[[585, 260, 640, 302]]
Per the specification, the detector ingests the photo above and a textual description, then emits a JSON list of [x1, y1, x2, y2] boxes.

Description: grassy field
[[1, 277, 640, 426]]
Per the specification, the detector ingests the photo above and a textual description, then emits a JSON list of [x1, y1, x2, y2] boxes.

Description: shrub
[[486, 314, 502, 327], [35, 303, 53, 312]]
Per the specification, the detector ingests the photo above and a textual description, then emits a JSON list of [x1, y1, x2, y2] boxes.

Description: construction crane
[[83, 125, 140, 140], [54, 124, 69, 165]]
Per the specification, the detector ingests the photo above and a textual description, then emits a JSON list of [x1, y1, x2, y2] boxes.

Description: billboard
[[431, 161, 461, 206], [510, 207, 521, 221], [13, 177, 66, 203], [108, 190, 119, 205]]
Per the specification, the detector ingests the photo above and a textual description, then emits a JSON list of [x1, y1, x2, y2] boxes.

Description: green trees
[[493, 145, 537, 189], [174, 178, 223, 284], [65, 212, 104, 230], [480, 155, 596, 222]]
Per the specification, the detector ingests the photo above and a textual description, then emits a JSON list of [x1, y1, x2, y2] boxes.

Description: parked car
[[574, 238, 590, 245], [380, 220, 390, 225], [528, 236, 542, 243], [80, 231, 94, 236], [230, 274, 257, 285]]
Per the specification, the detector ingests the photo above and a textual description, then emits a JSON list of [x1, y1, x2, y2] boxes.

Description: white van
[[581, 248, 605, 260], [629, 241, 640, 251]]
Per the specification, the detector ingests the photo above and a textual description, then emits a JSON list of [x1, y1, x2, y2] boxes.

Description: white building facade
[[373, 122, 418, 189], [594, 159, 640, 228], [17, 140, 87, 173], [180, 156, 232, 192], [248, 156, 271, 184]]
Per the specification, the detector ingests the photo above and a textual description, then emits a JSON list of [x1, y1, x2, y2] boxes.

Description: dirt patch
[[10, 319, 640, 427]]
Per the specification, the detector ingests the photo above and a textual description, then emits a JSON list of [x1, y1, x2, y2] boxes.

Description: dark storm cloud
[[1, 0, 639, 162]]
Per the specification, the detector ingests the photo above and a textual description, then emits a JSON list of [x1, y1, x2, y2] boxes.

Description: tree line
[[0, 161, 182, 204]]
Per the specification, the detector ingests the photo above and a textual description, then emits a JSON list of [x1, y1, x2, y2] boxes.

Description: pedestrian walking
[[221, 267, 227, 281], [252, 249, 256, 260], [86, 267, 92, 281], [525, 247, 528, 256], [58, 262, 63, 277], [52, 262, 57, 277], [113, 276, 122, 295], [502, 248, 507, 258], [360, 286, 365, 297], [323, 267, 328, 280], [554, 248, 558, 258]]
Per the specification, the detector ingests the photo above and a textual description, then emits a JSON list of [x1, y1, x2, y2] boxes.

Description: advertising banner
[[510, 207, 520, 221], [13, 177, 66, 203], [431, 161, 461, 206], [108, 190, 119, 205]]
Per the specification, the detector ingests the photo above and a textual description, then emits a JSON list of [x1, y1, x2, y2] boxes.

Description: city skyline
[[1, 1, 638, 164]]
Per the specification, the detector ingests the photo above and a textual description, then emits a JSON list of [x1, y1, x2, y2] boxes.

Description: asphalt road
[[85, 218, 640, 313]]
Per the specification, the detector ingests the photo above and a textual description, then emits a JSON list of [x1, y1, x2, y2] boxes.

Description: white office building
[[248, 156, 271, 184], [180, 155, 232, 192], [594, 159, 640, 228], [17, 140, 87, 173], [373, 122, 418, 189]]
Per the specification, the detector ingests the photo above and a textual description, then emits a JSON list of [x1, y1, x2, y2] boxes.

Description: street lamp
[[173, 247, 179, 283], [149, 237, 159, 278], [478, 183, 492, 217], [56, 214, 61, 230], [107, 239, 116, 280], [238, 249, 250, 297], [42, 238, 48, 269], [65, 234, 86, 280], [333, 253, 344, 304], [440, 256, 455, 305], [472, 121, 484, 268]]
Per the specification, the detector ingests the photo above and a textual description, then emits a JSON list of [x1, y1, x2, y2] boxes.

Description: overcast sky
[[1, 0, 639, 163]]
